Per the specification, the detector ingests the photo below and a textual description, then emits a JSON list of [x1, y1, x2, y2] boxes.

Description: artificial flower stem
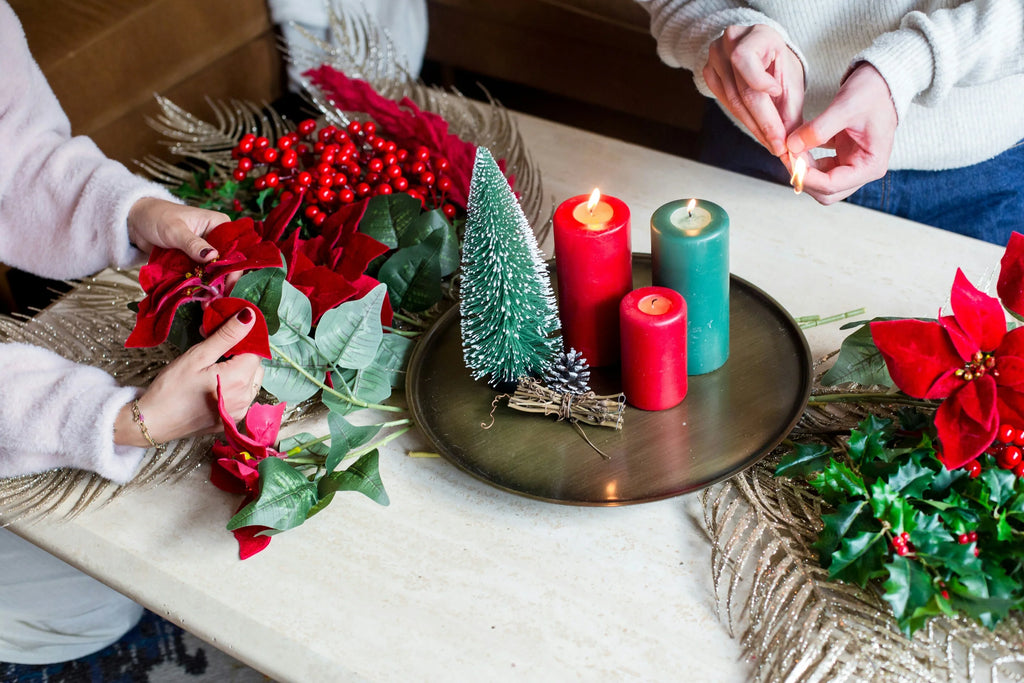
[[268, 341, 403, 413], [807, 392, 934, 408], [796, 308, 866, 329], [346, 426, 412, 460], [383, 326, 419, 338]]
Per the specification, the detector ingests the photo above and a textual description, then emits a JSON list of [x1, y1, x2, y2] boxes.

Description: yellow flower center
[[955, 351, 997, 382]]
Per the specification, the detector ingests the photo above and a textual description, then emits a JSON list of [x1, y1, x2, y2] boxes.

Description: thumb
[[172, 227, 219, 264], [787, 100, 849, 155], [193, 307, 256, 366]]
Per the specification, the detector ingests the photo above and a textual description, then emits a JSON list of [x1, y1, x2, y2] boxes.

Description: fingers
[[128, 198, 229, 262], [213, 357, 265, 426], [190, 307, 257, 367], [704, 24, 805, 156]]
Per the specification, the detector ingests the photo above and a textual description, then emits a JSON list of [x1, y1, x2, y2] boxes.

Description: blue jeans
[[698, 103, 1024, 246]]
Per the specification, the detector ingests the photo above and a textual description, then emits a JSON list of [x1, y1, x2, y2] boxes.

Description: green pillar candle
[[651, 198, 729, 374]]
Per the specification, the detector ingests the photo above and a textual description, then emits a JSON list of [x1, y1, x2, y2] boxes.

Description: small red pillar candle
[[619, 286, 687, 411], [553, 189, 632, 367]]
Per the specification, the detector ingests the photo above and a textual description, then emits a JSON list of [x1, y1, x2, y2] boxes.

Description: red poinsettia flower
[[997, 231, 1024, 317], [871, 269, 1024, 469], [209, 379, 287, 559], [126, 218, 282, 349], [278, 201, 393, 325], [200, 298, 271, 359]]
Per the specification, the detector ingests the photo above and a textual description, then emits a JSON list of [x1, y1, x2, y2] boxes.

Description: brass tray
[[405, 255, 811, 505]]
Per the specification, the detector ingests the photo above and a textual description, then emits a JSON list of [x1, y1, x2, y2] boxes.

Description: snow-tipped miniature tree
[[460, 147, 561, 386]]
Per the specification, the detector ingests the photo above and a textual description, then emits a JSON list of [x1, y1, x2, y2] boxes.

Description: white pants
[[0, 527, 142, 664]]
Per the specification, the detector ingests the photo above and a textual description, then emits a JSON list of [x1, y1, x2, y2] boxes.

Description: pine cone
[[543, 348, 592, 395]]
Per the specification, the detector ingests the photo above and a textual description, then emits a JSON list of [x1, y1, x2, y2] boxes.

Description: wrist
[[113, 398, 166, 451]]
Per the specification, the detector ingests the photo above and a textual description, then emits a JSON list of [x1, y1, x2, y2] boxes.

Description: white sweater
[[636, 0, 1024, 170], [0, 1, 176, 483]]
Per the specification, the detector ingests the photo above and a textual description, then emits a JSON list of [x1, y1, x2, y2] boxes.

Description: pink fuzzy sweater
[[0, 1, 177, 483]]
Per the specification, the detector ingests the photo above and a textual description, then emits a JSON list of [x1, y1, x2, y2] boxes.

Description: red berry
[[974, 547, 980, 557], [368, 158, 384, 173], [1014, 462, 1024, 477], [410, 161, 426, 175], [277, 136, 293, 150], [264, 172, 279, 188], [333, 131, 349, 145], [313, 212, 327, 226], [237, 157, 254, 172], [355, 182, 372, 197], [320, 151, 336, 165], [338, 188, 355, 203], [319, 126, 337, 143], [442, 203, 457, 219], [386, 164, 403, 178], [262, 147, 279, 163], [396, 148, 409, 162], [346, 121, 362, 135], [232, 199, 242, 212], [255, 136, 270, 149], [371, 137, 386, 152], [375, 183, 392, 195], [941, 590, 950, 600], [298, 119, 317, 136], [304, 205, 321, 220], [1013, 428, 1024, 446], [958, 533, 970, 544], [391, 176, 409, 191], [437, 175, 452, 191], [297, 171, 313, 186], [318, 174, 334, 187], [232, 169, 247, 182], [434, 157, 450, 172], [965, 460, 982, 478], [238, 139, 254, 154], [314, 141, 327, 154], [254, 177, 267, 190], [414, 146, 430, 162], [280, 149, 298, 169], [333, 173, 348, 187], [363, 121, 377, 135], [383, 153, 398, 166], [317, 187, 335, 203], [419, 172, 436, 187], [383, 140, 397, 154], [999, 424, 1015, 442], [968, 531, 978, 542], [365, 172, 381, 185], [998, 445, 1023, 469]]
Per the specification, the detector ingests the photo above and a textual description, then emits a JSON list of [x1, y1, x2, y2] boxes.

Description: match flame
[[686, 198, 697, 216], [790, 156, 807, 195], [587, 188, 601, 214]]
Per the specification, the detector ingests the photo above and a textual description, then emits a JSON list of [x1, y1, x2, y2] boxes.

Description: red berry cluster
[[891, 531, 914, 557], [956, 530, 981, 557], [229, 118, 457, 227], [980, 423, 1024, 477]]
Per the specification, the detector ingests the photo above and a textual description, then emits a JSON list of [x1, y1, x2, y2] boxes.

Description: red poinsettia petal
[[233, 525, 273, 560], [244, 401, 287, 448], [259, 188, 305, 242], [336, 232, 390, 281], [138, 248, 194, 293], [210, 456, 261, 495], [870, 319, 962, 398], [935, 378, 999, 469], [319, 199, 369, 251], [997, 231, 1024, 317], [200, 298, 271, 359], [216, 377, 270, 457], [948, 269, 1005, 353], [290, 266, 358, 324]]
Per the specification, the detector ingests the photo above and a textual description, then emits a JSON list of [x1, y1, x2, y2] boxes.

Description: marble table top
[[5, 111, 1005, 682]]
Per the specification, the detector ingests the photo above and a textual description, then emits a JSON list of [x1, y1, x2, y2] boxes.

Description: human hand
[[785, 63, 898, 204], [114, 307, 265, 448], [127, 197, 230, 263], [703, 24, 805, 156]]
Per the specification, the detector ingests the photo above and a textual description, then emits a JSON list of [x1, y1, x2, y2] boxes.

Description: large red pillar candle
[[619, 286, 687, 411], [552, 190, 632, 367]]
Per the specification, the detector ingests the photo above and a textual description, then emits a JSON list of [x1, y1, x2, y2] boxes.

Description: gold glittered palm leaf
[[701, 394, 1024, 682]]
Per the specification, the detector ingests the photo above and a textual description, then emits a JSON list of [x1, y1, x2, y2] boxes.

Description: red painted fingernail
[[237, 308, 253, 324], [199, 247, 213, 259]]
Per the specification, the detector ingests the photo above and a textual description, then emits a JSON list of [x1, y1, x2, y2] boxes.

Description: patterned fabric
[[1, 611, 269, 683]]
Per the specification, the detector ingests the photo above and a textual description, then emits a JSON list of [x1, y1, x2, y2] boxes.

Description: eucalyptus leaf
[[226, 458, 316, 532], [325, 412, 382, 474], [262, 338, 321, 403], [377, 333, 414, 387], [269, 280, 313, 345], [315, 283, 386, 370], [232, 266, 286, 335]]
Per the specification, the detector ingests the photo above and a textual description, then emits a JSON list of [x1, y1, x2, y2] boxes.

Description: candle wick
[[687, 209, 693, 218]]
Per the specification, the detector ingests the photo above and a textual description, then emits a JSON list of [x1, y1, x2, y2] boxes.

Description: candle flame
[[587, 188, 601, 214], [686, 198, 697, 217], [790, 155, 806, 195]]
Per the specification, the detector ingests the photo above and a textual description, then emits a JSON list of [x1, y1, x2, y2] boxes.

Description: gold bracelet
[[130, 399, 166, 454]]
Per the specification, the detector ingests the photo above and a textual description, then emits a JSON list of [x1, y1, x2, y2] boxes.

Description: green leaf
[[376, 234, 444, 313], [814, 500, 871, 565], [869, 479, 915, 531], [279, 432, 329, 464], [345, 360, 393, 407], [231, 266, 285, 335], [399, 209, 460, 276], [776, 442, 833, 478], [907, 512, 953, 555], [829, 531, 887, 587], [882, 554, 935, 635], [811, 460, 868, 503], [887, 459, 935, 497], [317, 449, 389, 506], [165, 301, 204, 352], [227, 458, 317, 532], [377, 333, 413, 388], [981, 467, 1017, 507], [262, 337, 321, 403], [325, 412, 381, 474], [847, 415, 891, 464], [269, 280, 313, 346], [929, 541, 984, 578], [996, 510, 1015, 541], [820, 321, 895, 387], [314, 284, 386, 370], [359, 193, 421, 249]]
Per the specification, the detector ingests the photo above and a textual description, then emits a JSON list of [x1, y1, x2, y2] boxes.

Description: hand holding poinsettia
[[871, 232, 1024, 470]]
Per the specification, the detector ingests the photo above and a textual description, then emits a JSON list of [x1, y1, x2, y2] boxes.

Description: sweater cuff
[[66, 382, 147, 485], [854, 28, 934, 123]]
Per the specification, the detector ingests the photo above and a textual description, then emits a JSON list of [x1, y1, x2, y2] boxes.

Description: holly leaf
[[776, 442, 833, 478], [847, 415, 891, 464], [996, 511, 1015, 541], [814, 500, 871, 565], [981, 467, 1017, 507], [883, 554, 935, 635], [227, 458, 316, 532], [820, 321, 895, 387], [887, 459, 935, 498], [829, 531, 887, 587], [907, 511, 953, 555], [811, 460, 868, 503], [869, 479, 915, 532]]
